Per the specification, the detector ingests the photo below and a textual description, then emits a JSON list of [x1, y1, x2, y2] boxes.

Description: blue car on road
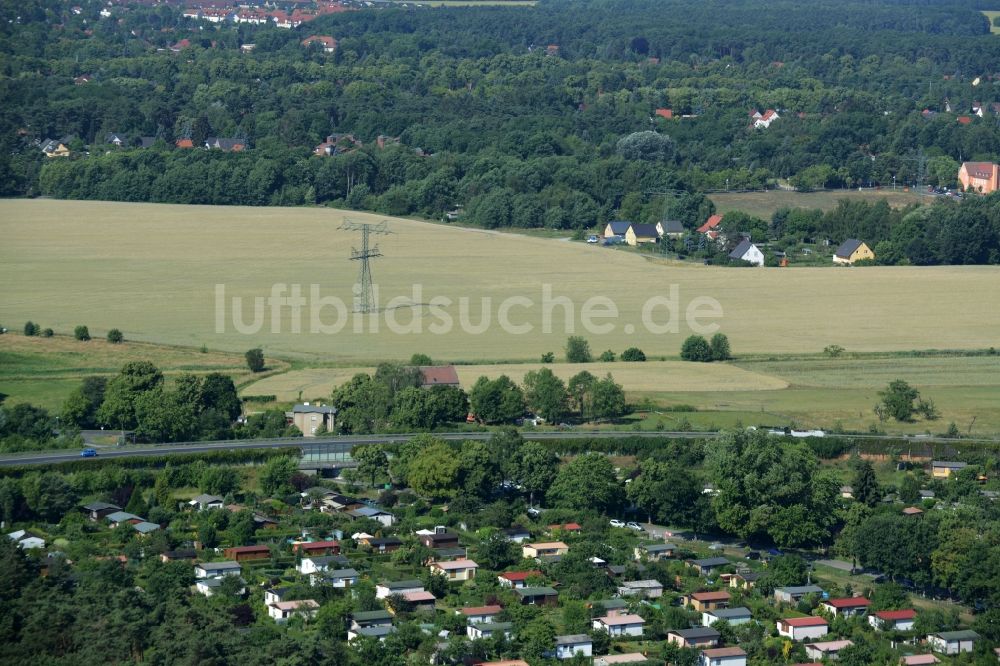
[[80, 448, 97, 457]]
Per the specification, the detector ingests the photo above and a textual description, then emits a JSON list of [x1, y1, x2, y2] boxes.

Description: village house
[[160, 549, 197, 563], [900, 655, 941, 665], [293, 540, 341, 557], [419, 365, 461, 388], [730, 571, 760, 590], [657, 219, 686, 238], [777, 616, 829, 641], [189, 494, 224, 511], [347, 506, 395, 526], [617, 579, 664, 599], [350, 609, 392, 631], [376, 580, 424, 599], [604, 220, 632, 238], [400, 590, 436, 611], [547, 522, 582, 535], [635, 542, 677, 561], [702, 606, 752, 627], [504, 526, 532, 542], [595, 655, 648, 665], [666, 627, 719, 648], [698, 214, 723, 240], [687, 556, 731, 575], [728, 239, 765, 266], [805, 640, 853, 661], [40, 138, 72, 158], [655, 108, 673, 120], [204, 137, 246, 152], [7, 530, 45, 550], [133, 521, 160, 535], [348, 625, 396, 642], [553, 634, 593, 659], [833, 239, 875, 265], [594, 614, 646, 637], [498, 570, 543, 588], [195, 576, 246, 597], [774, 585, 824, 603], [820, 596, 871, 618], [223, 545, 271, 562], [320, 568, 360, 588], [625, 222, 659, 246], [927, 630, 980, 655], [288, 403, 336, 436], [194, 561, 242, 579], [699, 646, 747, 666], [903, 506, 924, 516], [752, 109, 780, 128], [931, 460, 967, 478], [297, 554, 348, 576], [958, 161, 1000, 194], [420, 529, 460, 549], [105, 511, 142, 528], [268, 599, 319, 623], [366, 536, 403, 553], [429, 559, 479, 581], [522, 541, 569, 558], [468, 622, 513, 640], [515, 586, 559, 606], [82, 501, 122, 521], [314, 133, 362, 156], [869, 609, 916, 631], [301, 35, 337, 53], [684, 590, 731, 612], [459, 605, 502, 624]]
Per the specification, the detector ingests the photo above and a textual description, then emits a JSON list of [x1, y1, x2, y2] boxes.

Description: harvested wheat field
[[2, 199, 998, 363]]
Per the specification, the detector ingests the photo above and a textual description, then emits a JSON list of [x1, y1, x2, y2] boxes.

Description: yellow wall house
[[932, 460, 967, 478], [429, 559, 478, 581], [522, 541, 569, 558], [833, 239, 874, 265], [625, 223, 659, 246]]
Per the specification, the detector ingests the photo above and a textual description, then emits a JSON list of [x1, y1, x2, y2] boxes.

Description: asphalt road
[[0, 430, 994, 467]]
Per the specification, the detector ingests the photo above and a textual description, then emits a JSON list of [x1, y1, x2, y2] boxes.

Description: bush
[[74, 325, 91, 341], [107, 328, 124, 344], [598, 349, 615, 362], [621, 347, 646, 362], [23, 321, 39, 336], [709, 333, 731, 361], [245, 348, 265, 372], [680, 335, 712, 362], [41, 328, 53, 337], [410, 353, 432, 365], [541, 352, 555, 363], [565, 336, 592, 363]]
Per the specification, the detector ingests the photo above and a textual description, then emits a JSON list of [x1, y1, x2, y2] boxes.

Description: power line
[[339, 219, 391, 314]]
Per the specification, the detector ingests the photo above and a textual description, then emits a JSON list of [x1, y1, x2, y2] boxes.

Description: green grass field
[[2, 200, 998, 366], [709, 188, 927, 220], [984, 10, 1000, 34]]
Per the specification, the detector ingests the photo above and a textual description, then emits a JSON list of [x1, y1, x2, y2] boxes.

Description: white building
[[268, 599, 319, 623], [592, 614, 645, 637], [776, 616, 828, 641], [699, 646, 747, 666], [553, 634, 593, 659]]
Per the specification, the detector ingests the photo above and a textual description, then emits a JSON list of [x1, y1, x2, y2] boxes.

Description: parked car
[[609, 519, 626, 528], [587, 235, 599, 243], [626, 522, 644, 532], [708, 542, 725, 551], [80, 448, 98, 457]]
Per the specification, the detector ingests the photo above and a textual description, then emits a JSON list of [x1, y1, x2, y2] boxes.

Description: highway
[[0, 430, 994, 468]]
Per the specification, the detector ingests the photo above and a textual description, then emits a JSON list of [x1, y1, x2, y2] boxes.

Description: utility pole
[[339, 220, 390, 314]]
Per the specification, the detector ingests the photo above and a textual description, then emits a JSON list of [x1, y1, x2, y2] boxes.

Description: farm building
[[958, 161, 1000, 194], [419, 365, 460, 388], [833, 239, 875, 265], [625, 223, 659, 246]]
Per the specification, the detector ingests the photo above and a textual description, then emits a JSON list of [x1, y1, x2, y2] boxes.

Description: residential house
[[703, 606, 752, 627], [82, 501, 122, 521], [774, 585, 824, 603], [595, 655, 648, 665], [687, 557, 731, 575], [301, 35, 337, 53], [7, 530, 45, 550], [460, 605, 502, 624], [805, 640, 853, 661], [195, 576, 246, 597], [204, 137, 246, 152], [777, 616, 829, 641], [730, 571, 760, 590], [523, 542, 569, 559], [367, 537, 402, 553], [666, 627, 720, 648], [348, 506, 395, 526], [604, 220, 632, 238], [105, 132, 128, 148], [105, 511, 142, 527], [840, 485, 854, 499], [503, 526, 532, 542], [553, 634, 593, 659], [752, 109, 780, 128], [194, 561, 242, 579], [376, 580, 424, 599], [430, 547, 467, 563], [268, 599, 319, 623], [350, 610, 392, 630], [419, 365, 460, 388], [41, 139, 72, 158], [728, 239, 764, 266], [547, 523, 582, 535], [821, 597, 871, 618], [321, 568, 360, 588], [927, 630, 980, 654], [498, 570, 542, 588], [655, 108, 674, 120], [160, 549, 197, 562], [657, 219, 686, 238], [223, 545, 270, 562], [468, 622, 513, 640], [685, 590, 731, 612], [288, 403, 336, 436], [189, 494, 224, 511], [515, 586, 559, 606], [903, 506, 924, 516], [430, 559, 478, 581], [958, 162, 1000, 194], [593, 614, 646, 637], [699, 646, 747, 666], [348, 625, 397, 642], [298, 555, 348, 576], [697, 214, 723, 240], [900, 655, 940, 665], [293, 540, 341, 557], [869, 609, 916, 631], [617, 579, 664, 599], [420, 530, 460, 550], [635, 543, 677, 561], [931, 461, 967, 478], [314, 133, 362, 156], [401, 590, 436, 611], [833, 239, 875, 265], [625, 223, 659, 246], [175, 137, 195, 149], [133, 521, 161, 536]]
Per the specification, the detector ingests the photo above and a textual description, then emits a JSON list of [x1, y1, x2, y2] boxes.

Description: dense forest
[[3, 0, 1000, 260]]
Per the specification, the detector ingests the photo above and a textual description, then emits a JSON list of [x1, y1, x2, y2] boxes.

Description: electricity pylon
[[339, 220, 391, 314]]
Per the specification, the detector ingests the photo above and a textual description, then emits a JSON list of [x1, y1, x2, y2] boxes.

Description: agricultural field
[[709, 188, 928, 219], [2, 200, 998, 367], [0, 333, 278, 411], [984, 10, 1000, 34]]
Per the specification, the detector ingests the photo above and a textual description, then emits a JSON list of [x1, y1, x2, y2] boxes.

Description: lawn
[[709, 188, 928, 220], [2, 200, 998, 366], [983, 10, 1000, 34]]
